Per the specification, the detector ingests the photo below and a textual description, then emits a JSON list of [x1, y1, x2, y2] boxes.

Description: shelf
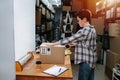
[[112, 68, 120, 80], [105, 18, 116, 23], [96, 8, 106, 14], [39, 28, 56, 35], [96, 0, 120, 21], [40, 1, 55, 15], [35, 0, 56, 44], [115, 17, 120, 20]]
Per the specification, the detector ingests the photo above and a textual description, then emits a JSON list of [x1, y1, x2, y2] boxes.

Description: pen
[[59, 68, 61, 72]]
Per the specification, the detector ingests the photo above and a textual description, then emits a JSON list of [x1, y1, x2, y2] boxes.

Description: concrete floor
[[71, 63, 109, 80]]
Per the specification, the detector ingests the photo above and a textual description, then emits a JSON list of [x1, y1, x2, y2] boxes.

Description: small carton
[[40, 43, 65, 64]]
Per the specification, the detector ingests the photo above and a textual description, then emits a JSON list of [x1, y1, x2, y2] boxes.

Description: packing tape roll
[[16, 52, 33, 71], [19, 53, 31, 66]]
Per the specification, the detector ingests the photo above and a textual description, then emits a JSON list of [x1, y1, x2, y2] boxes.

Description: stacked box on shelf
[[106, 9, 111, 19], [47, 22, 52, 31], [108, 23, 120, 37], [106, 0, 115, 7], [36, 9, 41, 25], [62, 6, 71, 11], [110, 7, 115, 19], [116, 7, 120, 18], [42, 7, 45, 15], [46, 10, 50, 20], [96, 0, 106, 13]]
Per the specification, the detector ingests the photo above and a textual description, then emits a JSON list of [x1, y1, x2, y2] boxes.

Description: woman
[[52, 9, 97, 80]]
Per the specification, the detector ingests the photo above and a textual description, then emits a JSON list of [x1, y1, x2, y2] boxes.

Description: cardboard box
[[110, 37, 120, 53], [116, 7, 120, 18], [40, 43, 65, 64], [62, 6, 71, 11], [47, 22, 52, 31], [105, 50, 120, 80], [106, 10, 111, 19], [36, 9, 41, 25], [91, 17, 104, 35], [109, 23, 120, 37], [96, 0, 105, 12], [106, 50, 120, 70]]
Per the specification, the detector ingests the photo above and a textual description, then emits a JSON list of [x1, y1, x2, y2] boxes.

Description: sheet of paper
[[43, 65, 68, 76]]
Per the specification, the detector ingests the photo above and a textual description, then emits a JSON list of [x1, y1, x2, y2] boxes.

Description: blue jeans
[[78, 62, 94, 80]]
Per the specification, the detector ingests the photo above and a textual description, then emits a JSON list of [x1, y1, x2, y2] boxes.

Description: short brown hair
[[76, 9, 92, 23]]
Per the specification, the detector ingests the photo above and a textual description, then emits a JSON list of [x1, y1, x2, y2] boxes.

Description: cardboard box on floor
[[106, 50, 120, 70], [40, 43, 65, 64], [105, 50, 120, 80]]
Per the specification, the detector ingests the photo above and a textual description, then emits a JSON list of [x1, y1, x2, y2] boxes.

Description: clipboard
[[43, 65, 68, 76]]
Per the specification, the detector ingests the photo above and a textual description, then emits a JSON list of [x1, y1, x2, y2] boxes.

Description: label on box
[[40, 48, 51, 55]]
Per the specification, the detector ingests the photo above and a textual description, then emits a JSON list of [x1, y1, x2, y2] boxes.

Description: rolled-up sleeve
[[59, 28, 89, 45]]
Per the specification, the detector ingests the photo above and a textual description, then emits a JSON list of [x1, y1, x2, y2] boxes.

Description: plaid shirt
[[60, 25, 97, 68]]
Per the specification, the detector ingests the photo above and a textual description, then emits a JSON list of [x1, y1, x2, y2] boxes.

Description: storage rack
[[96, 0, 120, 79], [35, 0, 55, 47], [112, 68, 120, 80]]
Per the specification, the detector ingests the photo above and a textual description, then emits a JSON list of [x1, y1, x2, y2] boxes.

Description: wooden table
[[16, 53, 73, 80]]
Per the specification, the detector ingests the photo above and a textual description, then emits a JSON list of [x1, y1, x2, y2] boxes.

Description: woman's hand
[[69, 42, 77, 47]]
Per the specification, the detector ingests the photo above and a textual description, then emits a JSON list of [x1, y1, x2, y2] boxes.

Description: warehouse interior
[[35, 0, 120, 79], [0, 0, 120, 80]]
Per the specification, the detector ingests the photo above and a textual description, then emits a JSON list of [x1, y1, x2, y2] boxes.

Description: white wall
[[0, 0, 15, 80], [14, 0, 35, 60], [0, 0, 35, 79]]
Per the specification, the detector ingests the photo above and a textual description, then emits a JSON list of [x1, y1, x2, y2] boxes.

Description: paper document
[[43, 65, 68, 76]]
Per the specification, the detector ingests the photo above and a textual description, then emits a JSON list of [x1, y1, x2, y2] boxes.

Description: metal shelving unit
[[112, 68, 120, 80]]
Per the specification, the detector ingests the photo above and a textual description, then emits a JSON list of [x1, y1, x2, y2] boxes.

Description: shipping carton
[[36, 9, 41, 25], [62, 6, 71, 11], [105, 50, 120, 79], [106, 50, 120, 70], [40, 43, 65, 64], [91, 17, 104, 35]]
